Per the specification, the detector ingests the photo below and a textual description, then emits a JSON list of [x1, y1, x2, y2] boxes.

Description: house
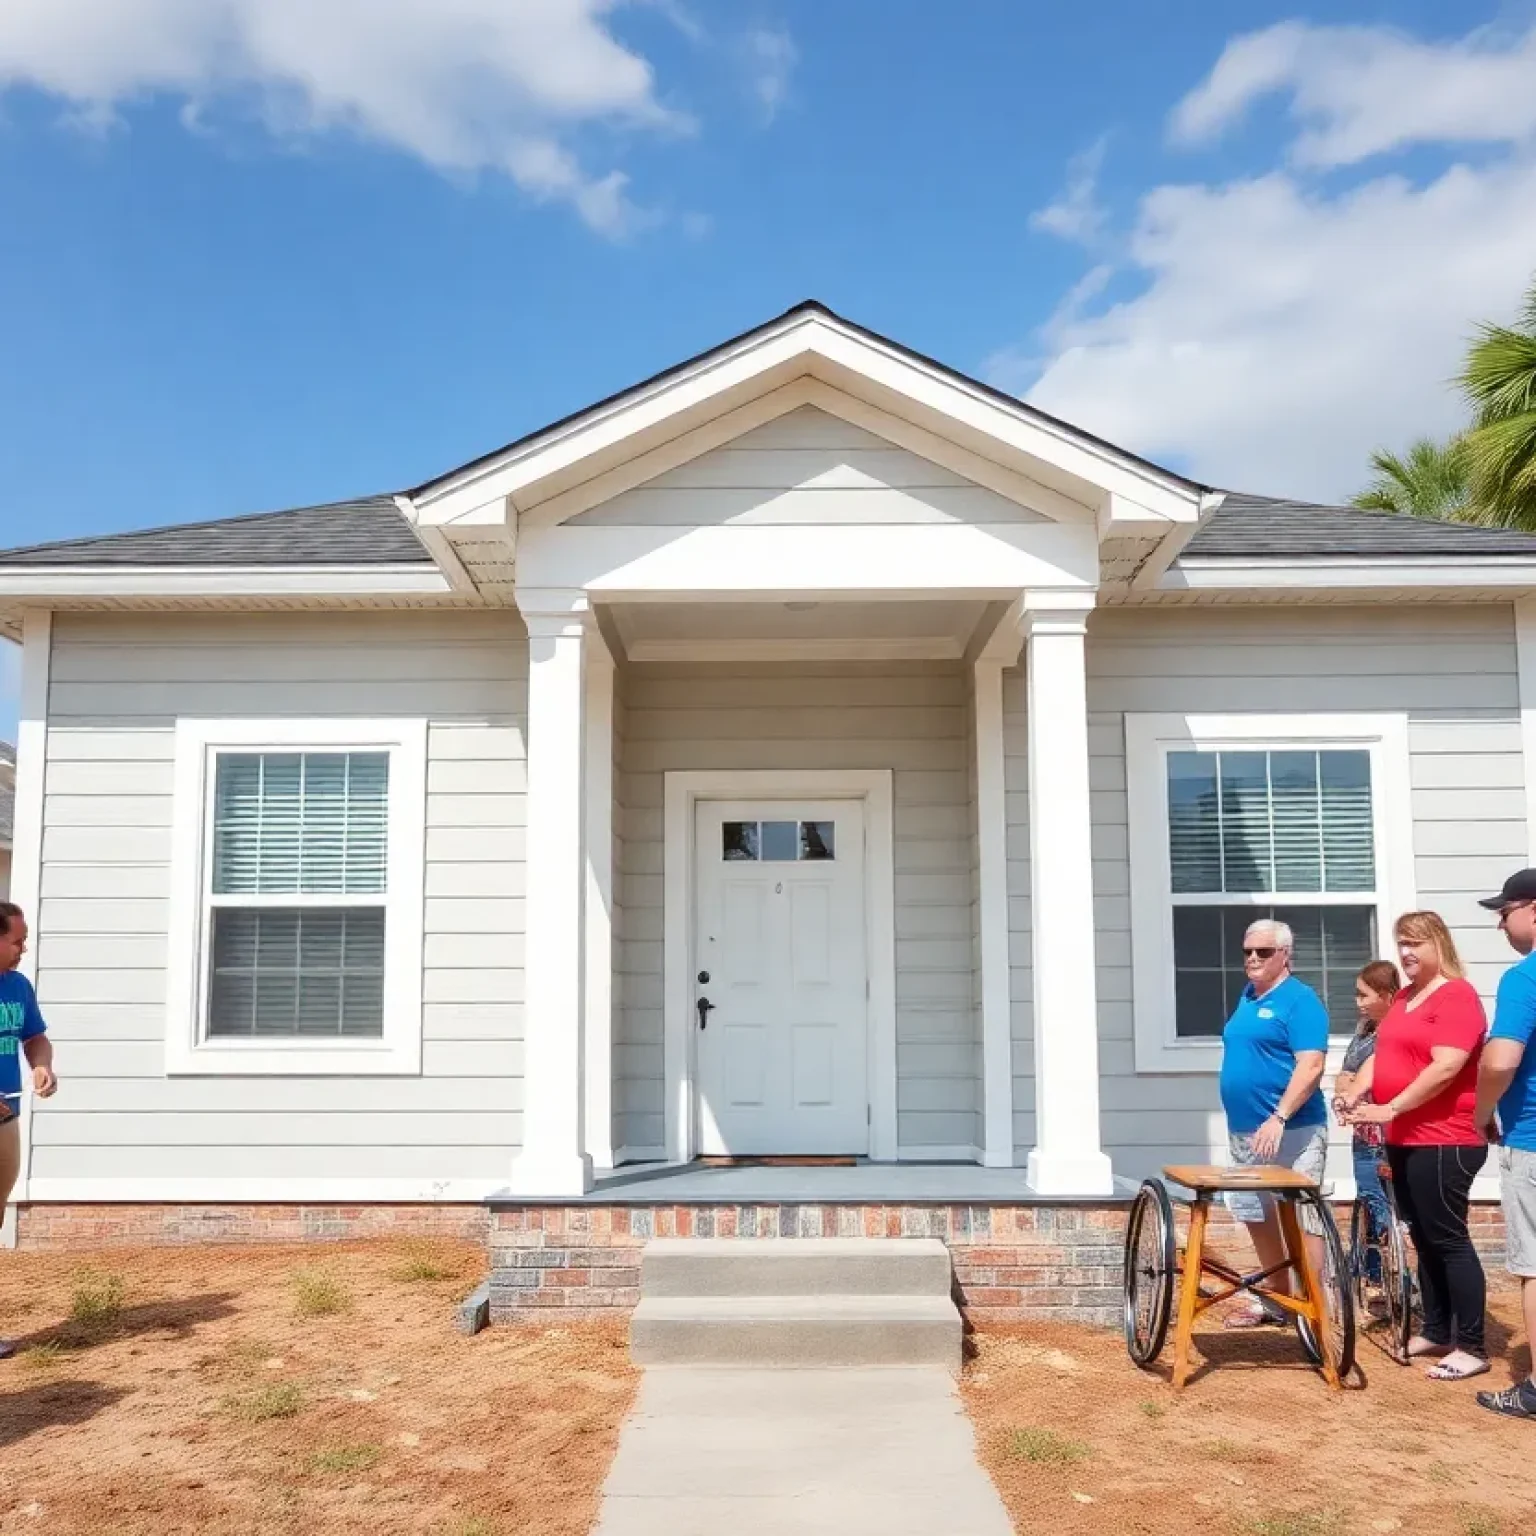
[[0, 737, 14, 897], [0, 303, 1527, 1314], [0, 740, 14, 897]]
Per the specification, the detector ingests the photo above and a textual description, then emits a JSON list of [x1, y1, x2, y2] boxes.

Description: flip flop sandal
[[1476, 1384, 1536, 1420], [1426, 1357, 1491, 1382], [1223, 1305, 1286, 1329]]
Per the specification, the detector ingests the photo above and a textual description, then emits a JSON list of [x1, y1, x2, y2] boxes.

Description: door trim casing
[[663, 770, 897, 1164]]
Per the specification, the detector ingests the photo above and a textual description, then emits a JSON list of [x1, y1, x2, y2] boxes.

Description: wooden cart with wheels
[[1123, 1164, 1355, 1390]]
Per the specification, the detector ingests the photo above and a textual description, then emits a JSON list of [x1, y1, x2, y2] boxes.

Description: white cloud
[[1170, 19, 1536, 168], [744, 27, 796, 123], [1015, 21, 1536, 502], [0, 0, 692, 234], [1030, 137, 1108, 247]]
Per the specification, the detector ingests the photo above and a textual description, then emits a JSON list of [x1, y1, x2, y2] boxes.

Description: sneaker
[[1476, 1381, 1536, 1420]]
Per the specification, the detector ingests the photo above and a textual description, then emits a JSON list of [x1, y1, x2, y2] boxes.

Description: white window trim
[[167, 717, 427, 1076], [1126, 712, 1416, 1074]]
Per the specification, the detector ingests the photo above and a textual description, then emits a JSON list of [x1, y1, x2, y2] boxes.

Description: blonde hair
[[1393, 910, 1466, 981]]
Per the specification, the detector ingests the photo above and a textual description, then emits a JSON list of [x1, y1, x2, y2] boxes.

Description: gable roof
[[408, 299, 1209, 505], [0, 496, 432, 568], [1186, 493, 1536, 560]]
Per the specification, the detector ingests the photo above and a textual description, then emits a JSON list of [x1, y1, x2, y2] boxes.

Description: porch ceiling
[[605, 596, 994, 662]]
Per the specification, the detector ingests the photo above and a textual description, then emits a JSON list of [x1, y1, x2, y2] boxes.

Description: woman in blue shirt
[[2, 901, 58, 1360], [1219, 918, 1330, 1328]]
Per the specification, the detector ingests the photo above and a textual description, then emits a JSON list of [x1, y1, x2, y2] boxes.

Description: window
[[722, 820, 836, 861], [168, 720, 426, 1075], [207, 753, 389, 1039], [1127, 714, 1413, 1073]]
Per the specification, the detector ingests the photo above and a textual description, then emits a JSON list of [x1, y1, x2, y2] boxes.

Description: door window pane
[[761, 821, 799, 861], [723, 822, 759, 861], [800, 822, 835, 860]]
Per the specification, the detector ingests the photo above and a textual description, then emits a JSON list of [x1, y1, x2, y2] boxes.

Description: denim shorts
[[1500, 1146, 1536, 1278], [1227, 1122, 1330, 1232]]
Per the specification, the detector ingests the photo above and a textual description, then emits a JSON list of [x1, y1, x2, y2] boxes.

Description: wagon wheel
[[1124, 1178, 1176, 1367], [1293, 1189, 1356, 1380]]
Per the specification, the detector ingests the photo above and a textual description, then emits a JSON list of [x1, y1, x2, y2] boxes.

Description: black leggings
[[1386, 1142, 1489, 1356]]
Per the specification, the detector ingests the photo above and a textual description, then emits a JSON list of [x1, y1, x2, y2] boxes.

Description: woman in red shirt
[[1345, 911, 1489, 1380]]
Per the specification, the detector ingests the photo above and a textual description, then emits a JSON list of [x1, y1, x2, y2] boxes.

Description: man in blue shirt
[[1475, 870, 1536, 1420], [1219, 918, 1330, 1328], [2, 901, 58, 1360]]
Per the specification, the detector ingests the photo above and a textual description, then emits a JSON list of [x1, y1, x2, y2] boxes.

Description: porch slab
[[488, 1159, 1139, 1207]]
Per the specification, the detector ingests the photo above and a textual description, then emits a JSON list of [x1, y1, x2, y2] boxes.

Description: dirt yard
[[964, 1292, 1533, 1536], [0, 1241, 636, 1536], [5, 1239, 1533, 1536]]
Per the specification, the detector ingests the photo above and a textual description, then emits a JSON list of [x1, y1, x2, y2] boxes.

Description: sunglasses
[[1242, 946, 1277, 959], [1498, 901, 1533, 922]]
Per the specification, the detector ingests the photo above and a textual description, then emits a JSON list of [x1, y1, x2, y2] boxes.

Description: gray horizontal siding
[[30, 610, 529, 1188], [569, 406, 1048, 529], [1083, 602, 1528, 1183], [615, 660, 979, 1157]]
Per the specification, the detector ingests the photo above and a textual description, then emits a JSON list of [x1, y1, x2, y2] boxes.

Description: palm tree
[[1459, 279, 1536, 530], [1351, 436, 1474, 520]]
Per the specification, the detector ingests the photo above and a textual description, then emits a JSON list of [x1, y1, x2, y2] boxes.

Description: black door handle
[[696, 996, 716, 1030]]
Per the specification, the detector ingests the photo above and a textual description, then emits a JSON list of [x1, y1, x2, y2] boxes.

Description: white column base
[[1026, 1146, 1116, 1198], [505, 1153, 595, 1200]]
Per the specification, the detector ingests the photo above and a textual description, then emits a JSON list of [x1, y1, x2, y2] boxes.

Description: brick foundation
[[489, 1202, 1129, 1326], [14, 1203, 489, 1250], [488, 1198, 1514, 1326]]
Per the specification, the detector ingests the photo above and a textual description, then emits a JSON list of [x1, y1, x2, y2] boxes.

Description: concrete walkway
[[593, 1366, 1014, 1536]]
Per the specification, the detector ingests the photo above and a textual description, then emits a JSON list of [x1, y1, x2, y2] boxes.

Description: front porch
[[486, 1163, 1134, 1327], [509, 1158, 1140, 1205], [509, 586, 1120, 1201]]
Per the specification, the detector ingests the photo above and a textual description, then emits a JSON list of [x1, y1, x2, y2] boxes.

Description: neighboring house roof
[[0, 740, 15, 849], [0, 496, 432, 568], [1186, 493, 1536, 560]]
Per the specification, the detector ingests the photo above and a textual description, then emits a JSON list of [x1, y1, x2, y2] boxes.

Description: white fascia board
[[0, 565, 454, 598], [517, 519, 1100, 598], [1168, 558, 1536, 592], [413, 308, 1203, 530], [803, 328, 1203, 521]]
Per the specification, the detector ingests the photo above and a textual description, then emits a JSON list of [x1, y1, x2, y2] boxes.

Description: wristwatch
[[1272, 1109, 1289, 1125]]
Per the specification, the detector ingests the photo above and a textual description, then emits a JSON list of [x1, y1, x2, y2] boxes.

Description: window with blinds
[[1166, 748, 1376, 1038], [205, 752, 390, 1039]]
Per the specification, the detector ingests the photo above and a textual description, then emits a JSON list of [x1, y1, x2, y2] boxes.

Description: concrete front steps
[[629, 1238, 961, 1369]]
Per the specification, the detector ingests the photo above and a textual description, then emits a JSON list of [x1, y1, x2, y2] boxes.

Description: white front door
[[694, 800, 868, 1156]]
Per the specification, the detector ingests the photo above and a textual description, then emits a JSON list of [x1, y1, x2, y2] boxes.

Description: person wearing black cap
[[1473, 869, 1536, 1421]]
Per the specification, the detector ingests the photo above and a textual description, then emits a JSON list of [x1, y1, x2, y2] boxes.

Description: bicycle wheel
[[1293, 1191, 1356, 1380], [1347, 1195, 1375, 1315], [1377, 1214, 1415, 1364], [1124, 1179, 1176, 1366]]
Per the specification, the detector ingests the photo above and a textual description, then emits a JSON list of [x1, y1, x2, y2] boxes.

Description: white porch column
[[507, 590, 594, 1197], [1023, 594, 1115, 1196], [973, 657, 1016, 1168], [583, 620, 616, 1172]]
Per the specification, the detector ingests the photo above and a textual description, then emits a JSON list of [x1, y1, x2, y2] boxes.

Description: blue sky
[[2, 1, 1535, 736]]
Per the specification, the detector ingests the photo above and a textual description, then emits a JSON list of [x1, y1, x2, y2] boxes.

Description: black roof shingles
[[0, 496, 432, 568], [1187, 493, 1536, 560], [5, 487, 1536, 573]]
